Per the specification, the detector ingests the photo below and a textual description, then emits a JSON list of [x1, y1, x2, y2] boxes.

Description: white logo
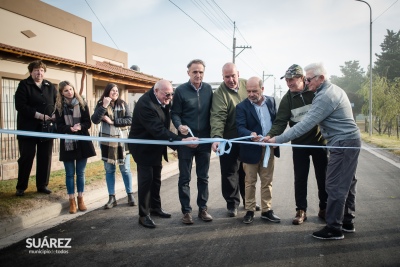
[[26, 236, 71, 254]]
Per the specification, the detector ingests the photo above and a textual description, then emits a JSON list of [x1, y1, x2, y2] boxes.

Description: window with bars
[[1, 78, 20, 130]]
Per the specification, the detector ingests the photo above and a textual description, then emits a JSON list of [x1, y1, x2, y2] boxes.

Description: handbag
[[40, 105, 57, 142]]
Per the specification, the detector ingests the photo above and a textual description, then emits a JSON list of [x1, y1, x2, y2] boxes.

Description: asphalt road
[[0, 146, 399, 267]]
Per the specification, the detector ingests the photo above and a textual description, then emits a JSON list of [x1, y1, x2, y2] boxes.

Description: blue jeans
[[64, 158, 88, 194], [104, 154, 133, 195]]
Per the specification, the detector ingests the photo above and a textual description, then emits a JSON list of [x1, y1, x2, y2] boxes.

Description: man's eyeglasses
[[160, 91, 174, 98], [305, 75, 318, 83]]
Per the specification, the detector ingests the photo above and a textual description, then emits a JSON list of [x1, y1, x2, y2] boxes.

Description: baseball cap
[[280, 64, 303, 79]]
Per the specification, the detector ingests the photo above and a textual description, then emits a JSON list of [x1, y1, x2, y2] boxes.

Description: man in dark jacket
[[14, 60, 57, 196], [128, 79, 198, 228], [236, 77, 281, 224], [267, 64, 328, 225], [171, 59, 213, 225]]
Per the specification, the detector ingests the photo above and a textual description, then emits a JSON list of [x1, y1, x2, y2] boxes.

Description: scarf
[[63, 98, 81, 151], [100, 103, 129, 165]]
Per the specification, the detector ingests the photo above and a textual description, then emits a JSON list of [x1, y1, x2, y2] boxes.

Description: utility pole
[[262, 71, 273, 96], [232, 21, 251, 63]]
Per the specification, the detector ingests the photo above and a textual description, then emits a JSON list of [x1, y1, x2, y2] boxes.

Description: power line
[[169, 0, 231, 51], [84, 0, 120, 50], [211, 0, 233, 24], [373, 0, 398, 22], [191, 0, 232, 40], [204, 0, 233, 33]]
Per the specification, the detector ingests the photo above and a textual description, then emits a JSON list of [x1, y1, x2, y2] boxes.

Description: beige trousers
[[243, 147, 275, 212]]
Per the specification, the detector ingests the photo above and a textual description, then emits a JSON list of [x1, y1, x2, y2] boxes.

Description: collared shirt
[[190, 82, 202, 91], [154, 91, 165, 108], [250, 96, 272, 136], [229, 87, 239, 93]]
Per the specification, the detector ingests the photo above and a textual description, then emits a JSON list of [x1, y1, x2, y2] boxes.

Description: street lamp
[[355, 0, 373, 136]]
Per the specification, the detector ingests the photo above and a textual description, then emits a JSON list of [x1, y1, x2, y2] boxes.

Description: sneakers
[[312, 226, 344, 240], [342, 223, 355, 233], [182, 213, 194, 225], [227, 208, 238, 217], [292, 210, 307, 225], [318, 209, 326, 220], [261, 210, 281, 223], [243, 211, 254, 224], [198, 209, 213, 222]]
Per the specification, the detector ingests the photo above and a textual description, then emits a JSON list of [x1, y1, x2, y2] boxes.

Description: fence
[[0, 100, 137, 180]]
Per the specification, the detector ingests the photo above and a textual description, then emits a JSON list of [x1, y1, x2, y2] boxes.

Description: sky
[[41, 0, 399, 96]]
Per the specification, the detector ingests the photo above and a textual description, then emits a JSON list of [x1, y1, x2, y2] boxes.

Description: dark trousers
[[16, 138, 53, 191], [178, 143, 211, 214], [292, 146, 328, 211], [219, 143, 245, 209], [137, 164, 162, 217]]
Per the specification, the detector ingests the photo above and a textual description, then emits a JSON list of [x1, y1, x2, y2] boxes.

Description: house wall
[[0, 0, 131, 180]]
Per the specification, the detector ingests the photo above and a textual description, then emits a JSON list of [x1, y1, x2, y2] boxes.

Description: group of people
[[15, 60, 136, 215], [14, 59, 361, 241]]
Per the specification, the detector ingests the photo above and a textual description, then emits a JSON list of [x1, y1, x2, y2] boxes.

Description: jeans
[[64, 158, 88, 194], [177, 143, 211, 214], [104, 154, 133, 195]]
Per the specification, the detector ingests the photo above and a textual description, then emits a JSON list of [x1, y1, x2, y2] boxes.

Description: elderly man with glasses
[[268, 62, 361, 240], [128, 79, 198, 228]]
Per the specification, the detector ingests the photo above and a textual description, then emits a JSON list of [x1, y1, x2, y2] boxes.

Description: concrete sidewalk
[[0, 157, 184, 249]]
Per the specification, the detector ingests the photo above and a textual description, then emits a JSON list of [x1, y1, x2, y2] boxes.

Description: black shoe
[[243, 211, 254, 224], [15, 189, 25, 196], [255, 204, 261, 211], [342, 223, 355, 233], [37, 187, 52, 194], [127, 193, 137, 206], [104, 195, 117, 209], [312, 226, 344, 240], [261, 210, 281, 223], [139, 215, 156, 228], [227, 208, 238, 217], [150, 208, 171, 218]]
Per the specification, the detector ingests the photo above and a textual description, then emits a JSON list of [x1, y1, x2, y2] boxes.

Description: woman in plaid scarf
[[91, 83, 136, 209], [55, 81, 96, 214]]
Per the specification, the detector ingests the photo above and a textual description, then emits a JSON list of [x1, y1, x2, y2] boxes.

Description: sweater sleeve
[[275, 94, 332, 143]]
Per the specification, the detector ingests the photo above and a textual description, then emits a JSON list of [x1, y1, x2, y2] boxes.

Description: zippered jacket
[[171, 81, 213, 138]]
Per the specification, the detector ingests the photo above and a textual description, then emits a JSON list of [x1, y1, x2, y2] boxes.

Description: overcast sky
[[41, 0, 399, 96]]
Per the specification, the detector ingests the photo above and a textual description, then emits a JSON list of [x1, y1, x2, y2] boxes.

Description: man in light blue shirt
[[236, 77, 280, 224]]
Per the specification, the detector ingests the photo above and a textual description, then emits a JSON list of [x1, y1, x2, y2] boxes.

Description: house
[[0, 0, 161, 180]]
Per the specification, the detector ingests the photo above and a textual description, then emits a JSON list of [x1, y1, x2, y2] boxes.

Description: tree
[[374, 29, 400, 82], [359, 76, 400, 136], [330, 60, 365, 115]]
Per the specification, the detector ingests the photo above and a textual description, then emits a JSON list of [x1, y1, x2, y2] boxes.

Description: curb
[[0, 157, 183, 249]]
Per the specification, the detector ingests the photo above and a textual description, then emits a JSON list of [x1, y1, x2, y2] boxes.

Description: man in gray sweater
[[268, 62, 361, 240]]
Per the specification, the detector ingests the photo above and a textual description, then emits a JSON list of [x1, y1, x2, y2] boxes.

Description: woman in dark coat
[[14, 60, 57, 196], [55, 81, 96, 214]]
